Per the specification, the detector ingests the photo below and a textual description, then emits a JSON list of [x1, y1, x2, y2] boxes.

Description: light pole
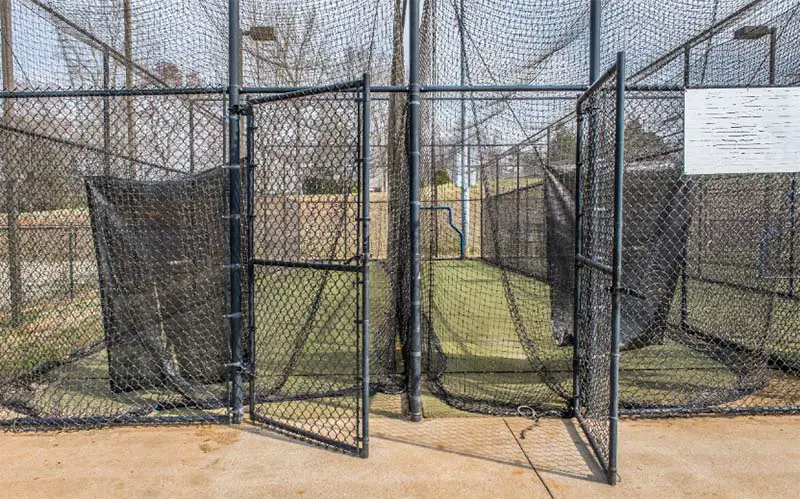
[[239, 25, 276, 85], [733, 25, 776, 85]]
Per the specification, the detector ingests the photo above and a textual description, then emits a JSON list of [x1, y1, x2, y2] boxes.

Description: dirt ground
[[1, 415, 798, 498]]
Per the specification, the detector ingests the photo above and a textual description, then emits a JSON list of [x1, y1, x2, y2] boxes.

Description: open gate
[[244, 77, 371, 456], [574, 53, 625, 485]]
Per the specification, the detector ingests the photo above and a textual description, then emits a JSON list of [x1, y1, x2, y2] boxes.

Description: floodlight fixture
[[733, 25, 773, 40], [246, 26, 276, 42]]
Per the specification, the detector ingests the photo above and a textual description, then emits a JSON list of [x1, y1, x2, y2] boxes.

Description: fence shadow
[[506, 417, 607, 483], [370, 415, 606, 483]]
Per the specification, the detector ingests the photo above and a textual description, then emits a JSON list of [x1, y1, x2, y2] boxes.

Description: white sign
[[684, 87, 800, 175]]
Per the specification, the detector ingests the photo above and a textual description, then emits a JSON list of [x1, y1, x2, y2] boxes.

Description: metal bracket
[[225, 361, 253, 377], [230, 103, 252, 116]]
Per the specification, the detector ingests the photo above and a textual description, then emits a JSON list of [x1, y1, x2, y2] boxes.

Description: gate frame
[[573, 51, 626, 486], [243, 75, 372, 457]]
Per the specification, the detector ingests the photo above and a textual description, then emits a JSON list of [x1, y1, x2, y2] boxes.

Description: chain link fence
[[1, 0, 800, 485], [246, 84, 373, 453], [1, 90, 229, 428], [617, 90, 800, 415]]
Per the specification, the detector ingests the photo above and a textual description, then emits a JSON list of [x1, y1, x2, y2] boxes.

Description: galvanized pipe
[[407, 0, 424, 422], [608, 51, 626, 487], [360, 73, 372, 458], [227, 0, 244, 425]]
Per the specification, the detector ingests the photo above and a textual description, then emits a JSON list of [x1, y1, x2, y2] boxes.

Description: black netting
[[412, 0, 800, 425], [616, 92, 800, 412], [2, 0, 799, 475], [0, 92, 229, 428], [546, 163, 691, 350], [5, 0, 398, 91], [86, 171, 229, 393]]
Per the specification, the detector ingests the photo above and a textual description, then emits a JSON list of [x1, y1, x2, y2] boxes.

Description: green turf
[[3, 258, 799, 425]]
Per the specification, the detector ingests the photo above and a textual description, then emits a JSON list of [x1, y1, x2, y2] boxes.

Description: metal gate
[[244, 77, 371, 456], [573, 52, 625, 485]]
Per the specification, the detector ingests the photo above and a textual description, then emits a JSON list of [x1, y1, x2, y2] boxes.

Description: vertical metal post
[[244, 105, 256, 418], [608, 51, 626, 487], [189, 100, 196, 174], [683, 45, 691, 87], [1, 0, 21, 329], [102, 47, 111, 176], [360, 73, 372, 457], [407, 0, 423, 422], [459, 0, 469, 256], [68, 230, 75, 299], [227, 0, 244, 424], [589, 0, 601, 83], [768, 29, 776, 85], [572, 110, 584, 418]]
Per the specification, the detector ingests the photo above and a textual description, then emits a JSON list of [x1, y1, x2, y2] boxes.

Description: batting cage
[[2, 0, 800, 486]]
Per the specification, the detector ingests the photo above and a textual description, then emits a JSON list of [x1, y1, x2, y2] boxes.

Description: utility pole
[[1, 0, 21, 328]]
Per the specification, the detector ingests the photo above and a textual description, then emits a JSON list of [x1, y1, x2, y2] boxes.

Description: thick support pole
[[407, 0, 423, 422], [459, 0, 469, 257], [1, 0, 21, 329], [608, 51, 626, 487], [589, 0, 601, 83], [360, 73, 372, 458], [227, 0, 244, 425]]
